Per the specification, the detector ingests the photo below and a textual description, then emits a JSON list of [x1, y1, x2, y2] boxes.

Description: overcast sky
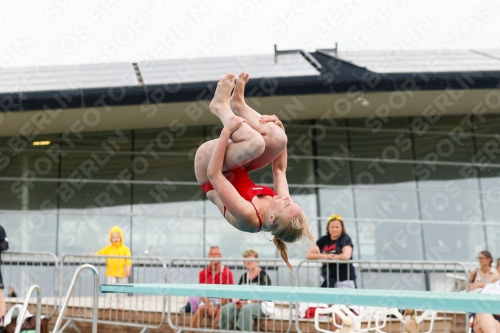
[[1, 0, 499, 68]]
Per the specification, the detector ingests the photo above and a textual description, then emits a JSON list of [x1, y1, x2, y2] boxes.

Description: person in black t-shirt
[[0, 224, 7, 331], [306, 214, 356, 289], [219, 249, 271, 331]]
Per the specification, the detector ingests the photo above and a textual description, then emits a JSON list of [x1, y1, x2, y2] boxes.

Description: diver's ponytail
[[273, 236, 292, 270]]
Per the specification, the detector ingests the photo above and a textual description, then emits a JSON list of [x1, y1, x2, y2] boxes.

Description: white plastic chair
[[314, 304, 382, 333], [374, 308, 436, 333]]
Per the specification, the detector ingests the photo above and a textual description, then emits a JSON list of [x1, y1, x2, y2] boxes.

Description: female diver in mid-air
[[194, 72, 314, 269]]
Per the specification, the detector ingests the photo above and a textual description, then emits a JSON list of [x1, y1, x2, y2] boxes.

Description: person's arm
[[200, 296, 215, 314], [260, 115, 290, 196], [331, 245, 353, 260], [272, 148, 290, 197], [490, 270, 500, 284], [206, 120, 257, 230], [331, 235, 354, 260], [306, 245, 334, 260], [198, 271, 214, 313], [95, 247, 107, 255], [125, 248, 132, 277], [463, 269, 476, 290]]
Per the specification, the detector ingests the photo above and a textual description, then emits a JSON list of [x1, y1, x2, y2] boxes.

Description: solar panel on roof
[[20, 65, 79, 92], [138, 53, 320, 85], [0, 67, 21, 93], [79, 63, 138, 89], [324, 49, 500, 73], [0, 63, 139, 93]]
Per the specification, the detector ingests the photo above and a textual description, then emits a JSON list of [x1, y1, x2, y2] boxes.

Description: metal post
[[14, 284, 41, 333], [53, 264, 99, 333]]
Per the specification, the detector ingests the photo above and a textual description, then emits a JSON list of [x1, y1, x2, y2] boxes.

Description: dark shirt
[[316, 234, 356, 284], [238, 269, 271, 286], [238, 269, 271, 301]]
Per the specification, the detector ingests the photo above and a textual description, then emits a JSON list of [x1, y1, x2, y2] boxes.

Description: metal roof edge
[[1, 70, 499, 113]]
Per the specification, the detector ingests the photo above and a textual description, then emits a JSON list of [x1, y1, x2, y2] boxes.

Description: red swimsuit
[[200, 167, 275, 232]]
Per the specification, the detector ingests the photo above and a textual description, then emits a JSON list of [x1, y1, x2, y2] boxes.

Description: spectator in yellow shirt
[[93, 226, 132, 309]]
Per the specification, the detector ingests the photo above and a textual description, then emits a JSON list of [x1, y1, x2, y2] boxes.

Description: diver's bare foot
[[230, 72, 249, 113], [209, 73, 235, 116]]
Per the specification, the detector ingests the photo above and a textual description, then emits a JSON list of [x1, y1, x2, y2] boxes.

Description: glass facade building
[[1, 114, 498, 261]]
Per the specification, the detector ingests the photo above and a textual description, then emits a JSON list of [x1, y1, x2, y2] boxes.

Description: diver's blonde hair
[[270, 211, 314, 270]]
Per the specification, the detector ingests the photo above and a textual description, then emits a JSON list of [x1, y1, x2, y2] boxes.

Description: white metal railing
[[2, 252, 59, 318], [0, 252, 479, 333], [59, 254, 168, 330], [53, 264, 99, 333], [14, 284, 42, 333], [295, 259, 470, 333], [167, 257, 293, 333]]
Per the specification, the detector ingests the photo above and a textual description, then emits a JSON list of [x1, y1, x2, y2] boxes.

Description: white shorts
[[199, 297, 221, 307], [334, 280, 356, 289]]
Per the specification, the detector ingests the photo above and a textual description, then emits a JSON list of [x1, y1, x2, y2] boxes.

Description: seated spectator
[[219, 249, 272, 331], [190, 246, 234, 332], [7, 286, 16, 298], [472, 280, 500, 333], [463, 250, 499, 291]]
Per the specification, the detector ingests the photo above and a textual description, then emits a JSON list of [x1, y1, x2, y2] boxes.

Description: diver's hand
[[224, 116, 247, 134], [260, 114, 285, 132]]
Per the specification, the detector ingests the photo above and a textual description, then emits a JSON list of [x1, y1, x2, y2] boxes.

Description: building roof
[[138, 53, 320, 85], [1, 48, 500, 136], [0, 62, 138, 94], [324, 49, 500, 73]]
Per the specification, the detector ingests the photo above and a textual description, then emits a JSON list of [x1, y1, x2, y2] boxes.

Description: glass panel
[[132, 184, 204, 257], [282, 121, 315, 185], [480, 173, 500, 223], [412, 115, 484, 261], [132, 217, 204, 258], [475, 115, 500, 228], [315, 119, 350, 186], [58, 206, 130, 254], [61, 130, 132, 151], [349, 117, 414, 186], [0, 134, 60, 178], [0, 180, 58, 210], [413, 115, 474, 163], [418, 169, 484, 261], [420, 221, 484, 262], [1, 212, 57, 252], [349, 117, 413, 160], [355, 184, 422, 260], [60, 131, 132, 180], [358, 220, 423, 261], [318, 188, 355, 219], [59, 181, 131, 209], [472, 114, 500, 136], [134, 127, 204, 182], [134, 184, 203, 206], [485, 225, 500, 258], [205, 217, 274, 258], [352, 162, 415, 185]]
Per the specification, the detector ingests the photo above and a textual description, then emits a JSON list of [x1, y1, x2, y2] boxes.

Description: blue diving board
[[100, 283, 500, 314]]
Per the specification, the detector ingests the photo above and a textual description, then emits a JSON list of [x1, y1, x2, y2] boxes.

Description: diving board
[[100, 284, 500, 314]]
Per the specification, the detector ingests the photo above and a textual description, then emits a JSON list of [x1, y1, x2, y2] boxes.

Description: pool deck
[[8, 297, 467, 333]]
